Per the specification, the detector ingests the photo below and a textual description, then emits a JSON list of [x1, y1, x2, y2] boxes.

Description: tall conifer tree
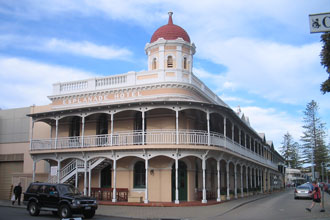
[[300, 100, 328, 179], [280, 132, 300, 168]]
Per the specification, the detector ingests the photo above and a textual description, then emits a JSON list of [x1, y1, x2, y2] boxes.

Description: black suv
[[23, 182, 98, 218]]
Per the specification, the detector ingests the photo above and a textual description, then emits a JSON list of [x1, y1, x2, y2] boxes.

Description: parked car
[[23, 182, 97, 218], [294, 183, 313, 199], [326, 184, 330, 194]]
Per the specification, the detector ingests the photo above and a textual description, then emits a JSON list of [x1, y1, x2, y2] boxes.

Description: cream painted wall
[[148, 156, 172, 202], [0, 142, 46, 174]]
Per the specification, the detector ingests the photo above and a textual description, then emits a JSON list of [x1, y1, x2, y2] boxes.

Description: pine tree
[[280, 132, 300, 168], [300, 100, 329, 180], [320, 33, 330, 94]]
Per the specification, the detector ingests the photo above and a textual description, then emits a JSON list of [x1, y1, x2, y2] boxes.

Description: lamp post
[[321, 162, 325, 212]]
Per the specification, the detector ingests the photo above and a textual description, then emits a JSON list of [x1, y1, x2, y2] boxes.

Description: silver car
[[294, 184, 313, 199]]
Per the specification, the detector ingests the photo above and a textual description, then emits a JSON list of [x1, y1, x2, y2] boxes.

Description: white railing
[[51, 71, 227, 107], [95, 75, 127, 88], [48, 158, 103, 183], [60, 80, 88, 92], [32, 129, 278, 169]]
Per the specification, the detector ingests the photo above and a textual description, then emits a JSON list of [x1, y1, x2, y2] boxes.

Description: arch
[[35, 157, 57, 164], [152, 57, 157, 70], [183, 57, 187, 69], [58, 114, 82, 120], [167, 55, 173, 68]]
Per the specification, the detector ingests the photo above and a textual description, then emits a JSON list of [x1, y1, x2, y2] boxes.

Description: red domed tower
[[150, 12, 191, 43], [145, 12, 196, 82]]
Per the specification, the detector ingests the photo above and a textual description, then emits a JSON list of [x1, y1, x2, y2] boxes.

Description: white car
[[294, 184, 313, 199]]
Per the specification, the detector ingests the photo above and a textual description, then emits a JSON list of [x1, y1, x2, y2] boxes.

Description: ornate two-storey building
[[27, 13, 285, 204]]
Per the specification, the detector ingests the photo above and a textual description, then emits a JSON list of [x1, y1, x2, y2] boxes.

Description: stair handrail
[[60, 159, 78, 180]]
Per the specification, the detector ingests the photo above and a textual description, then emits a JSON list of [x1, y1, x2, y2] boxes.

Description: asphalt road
[[2, 190, 330, 220], [0, 206, 142, 220], [210, 189, 330, 220]]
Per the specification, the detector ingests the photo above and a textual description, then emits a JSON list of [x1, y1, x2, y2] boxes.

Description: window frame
[[133, 161, 146, 189]]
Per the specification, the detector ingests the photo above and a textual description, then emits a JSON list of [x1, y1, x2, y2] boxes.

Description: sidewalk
[[1, 190, 319, 219]]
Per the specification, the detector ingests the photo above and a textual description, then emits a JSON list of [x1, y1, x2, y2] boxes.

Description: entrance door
[[101, 164, 112, 188], [172, 161, 187, 201]]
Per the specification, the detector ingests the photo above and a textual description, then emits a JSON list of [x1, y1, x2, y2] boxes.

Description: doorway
[[171, 161, 187, 201]]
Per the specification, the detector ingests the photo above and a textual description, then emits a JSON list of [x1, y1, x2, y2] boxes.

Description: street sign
[[309, 12, 330, 33]]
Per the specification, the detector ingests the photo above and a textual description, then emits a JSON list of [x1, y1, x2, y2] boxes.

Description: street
[[0, 206, 142, 220], [1, 190, 330, 220], [211, 189, 330, 220]]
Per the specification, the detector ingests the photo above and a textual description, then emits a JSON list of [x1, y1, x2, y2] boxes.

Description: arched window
[[134, 161, 145, 188], [183, 57, 187, 69], [69, 116, 80, 137], [152, 58, 157, 70], [167, 56, 173, 68]]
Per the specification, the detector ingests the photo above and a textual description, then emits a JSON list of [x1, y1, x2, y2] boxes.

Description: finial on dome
[[168, 11, 173, 25]]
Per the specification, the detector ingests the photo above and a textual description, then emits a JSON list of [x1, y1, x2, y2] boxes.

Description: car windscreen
[[57, 185, 81, 195]]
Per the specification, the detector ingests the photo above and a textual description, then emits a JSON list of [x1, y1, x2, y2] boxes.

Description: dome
[[150, 12, 190, 43]]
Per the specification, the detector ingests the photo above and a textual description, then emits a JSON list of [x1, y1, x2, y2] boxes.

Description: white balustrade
[[33, 129, 278, 169], [51, 72, 227, 107]]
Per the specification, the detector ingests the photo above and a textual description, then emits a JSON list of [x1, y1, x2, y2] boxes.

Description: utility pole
[[321, 162, 325, 212]]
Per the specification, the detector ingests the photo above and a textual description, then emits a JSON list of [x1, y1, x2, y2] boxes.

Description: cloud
[[239, 106, 303, 150], [195, 38, 323, 104], [220, 94, 253, 104], [0, 35, 132, 61], [43, 38, 132, 60], [0, 56, 98, 108]]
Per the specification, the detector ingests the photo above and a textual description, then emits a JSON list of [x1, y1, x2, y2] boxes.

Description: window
[[152, 58, 157, 70], [183, 57, 187, 69], [69, 116, 80, 137], [97, 114, 108, 135], [134, 161, 145, 188], [167, 56, 173, 68], [27, 184, 40, 193]]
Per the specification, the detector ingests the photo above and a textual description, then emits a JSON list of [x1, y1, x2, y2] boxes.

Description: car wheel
[[83, 210, 95, 219], [28, 201, 40, 216], [59, 204, 72, 218], [294, 197, 297, 200]]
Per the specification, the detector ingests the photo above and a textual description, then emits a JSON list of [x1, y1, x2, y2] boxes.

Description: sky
[[0, 0, 329, 151]]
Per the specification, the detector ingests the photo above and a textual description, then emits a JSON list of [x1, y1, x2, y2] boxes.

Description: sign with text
[[61, 91, 142, 105], [51, 166, 58, 176], [309, 12, 330, 33]]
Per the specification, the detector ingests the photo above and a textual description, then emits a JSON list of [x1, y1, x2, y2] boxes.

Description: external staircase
[[48, 158, 108, 184]]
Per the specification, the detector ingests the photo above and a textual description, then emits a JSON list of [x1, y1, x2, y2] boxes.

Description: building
[[1, 12, 285, 204], [285, 168, 307, 186], [0, 107, 49, 200]]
